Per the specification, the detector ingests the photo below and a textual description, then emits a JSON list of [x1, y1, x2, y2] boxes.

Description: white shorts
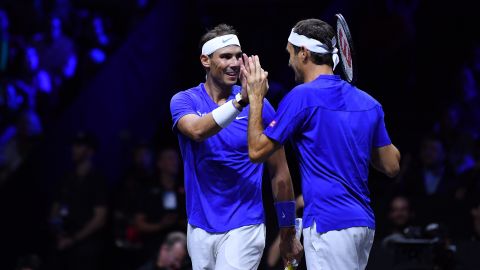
[[187, 223, 266, 270], [303, 222, 375, 270]]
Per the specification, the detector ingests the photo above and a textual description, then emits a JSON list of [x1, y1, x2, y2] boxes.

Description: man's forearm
[[73, 207, 107, 241], [247, 96, 270, 162], [179, 99, 244, 142], [268, 149, 295, 203], [136, 213, 178, 233], [247, 96, 265, 147], [267, 148, 296, 242], [272, 170, 296, 239], [272, 174, 295, 202]]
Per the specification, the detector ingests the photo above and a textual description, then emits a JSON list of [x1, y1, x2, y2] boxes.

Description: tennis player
[[242, 19, 401, 270], [170, 24, 302, 270]]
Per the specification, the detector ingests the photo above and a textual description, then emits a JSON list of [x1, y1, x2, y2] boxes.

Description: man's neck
[[204, 76, 232, 104], [303, 63, 334, 83]]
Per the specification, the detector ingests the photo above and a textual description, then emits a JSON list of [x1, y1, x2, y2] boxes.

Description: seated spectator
[[382, 195, 416, 247], [457, 139, 480, 205], [111, 142, 153, 269], [48, 132, 107, 270], [455, 200, 480, 270], [134, 147, 184, 260], [403, 136, 457, 197], [137, 231, 190, 270], [113, 142, 153, 249]]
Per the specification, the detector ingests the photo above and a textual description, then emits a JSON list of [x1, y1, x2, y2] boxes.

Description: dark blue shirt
[[171, 83, 275, 233], [264, 75, 391, 233]]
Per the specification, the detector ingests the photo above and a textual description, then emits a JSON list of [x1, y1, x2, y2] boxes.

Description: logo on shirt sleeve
[[269, 120, 277, 128]]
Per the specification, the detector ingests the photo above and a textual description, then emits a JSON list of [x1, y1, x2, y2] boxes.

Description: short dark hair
[[164, 231, 187, 248], [292, 19, 335, 66], [199, 24, 238, 55]]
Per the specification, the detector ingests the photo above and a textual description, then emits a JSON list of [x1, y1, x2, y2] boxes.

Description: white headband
[[288, 29, 339, 70], [201, 34, 241, 55]]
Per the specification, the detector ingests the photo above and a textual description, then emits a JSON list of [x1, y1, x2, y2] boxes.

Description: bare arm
[[240, 54, 280, 162], [177, 100, 244, 142], [267, 235, 281, 267], [267, 149, 295, 239], [247, 95, 282, 163], [267, 148, 295, 202], [73, 206, 107, 241], [134, 212, 178, 234], [371, 144, 401, 178], [242, 53, 303, 266], [266, 143, 303, 266], [176, 114, 221, 142]]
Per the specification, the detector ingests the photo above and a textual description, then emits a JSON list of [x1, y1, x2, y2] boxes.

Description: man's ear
[[299, 46, 311, 63], [200, 54, 211, 69]]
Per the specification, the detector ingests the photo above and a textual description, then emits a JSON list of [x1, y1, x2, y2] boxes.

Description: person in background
[[49, 132, 107, 270]]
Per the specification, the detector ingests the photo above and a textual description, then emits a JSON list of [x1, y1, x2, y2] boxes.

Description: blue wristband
[[274, 201, 296, 227]]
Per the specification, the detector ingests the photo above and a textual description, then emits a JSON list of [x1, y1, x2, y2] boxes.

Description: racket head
[[335, 13, 356, 84]]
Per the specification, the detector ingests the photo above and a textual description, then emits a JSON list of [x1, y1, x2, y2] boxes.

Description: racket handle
[[294, 218, 303, 240], [284, 218, 303, 270]]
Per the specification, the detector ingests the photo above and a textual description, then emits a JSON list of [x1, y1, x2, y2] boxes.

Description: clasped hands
[[239, 53, 269, 103]]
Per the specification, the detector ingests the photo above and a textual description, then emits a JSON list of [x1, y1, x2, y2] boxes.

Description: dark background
[[1, 0, 479, 269]]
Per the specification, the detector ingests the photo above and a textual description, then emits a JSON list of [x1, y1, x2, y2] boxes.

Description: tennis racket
[[335, 13, 356, 84]]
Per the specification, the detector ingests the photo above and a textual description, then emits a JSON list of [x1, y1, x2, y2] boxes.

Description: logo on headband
[[202, 34, 241, 55], [222, 36, 233, 43]]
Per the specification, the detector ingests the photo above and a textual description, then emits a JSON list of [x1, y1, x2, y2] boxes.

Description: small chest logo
[[269, 120, 277, 128]]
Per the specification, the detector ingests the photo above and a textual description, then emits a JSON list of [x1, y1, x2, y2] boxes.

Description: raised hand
[[239, 55, 249, 102], [240, 54, 269, 101]]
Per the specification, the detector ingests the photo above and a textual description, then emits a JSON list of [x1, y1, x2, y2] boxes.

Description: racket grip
[[284, 218, 303, 270], [294, 218, 303, 240]]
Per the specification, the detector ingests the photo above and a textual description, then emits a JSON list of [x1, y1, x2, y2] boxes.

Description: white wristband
[[211, 100, 241, 128]]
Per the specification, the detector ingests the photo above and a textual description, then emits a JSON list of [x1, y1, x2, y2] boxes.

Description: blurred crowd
[[0, 0, 154, 185], [43, 132, 189, 270], [1, 0, 480, 270], [1, 1, 192, 270]]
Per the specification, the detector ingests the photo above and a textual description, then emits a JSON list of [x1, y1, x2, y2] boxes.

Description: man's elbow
[[190, 129, 208, 142], [249, 149, 266, 163], [385, 163, 400, 178]]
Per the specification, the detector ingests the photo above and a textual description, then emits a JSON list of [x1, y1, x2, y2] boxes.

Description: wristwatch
[[235, 93, 248, 108]]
